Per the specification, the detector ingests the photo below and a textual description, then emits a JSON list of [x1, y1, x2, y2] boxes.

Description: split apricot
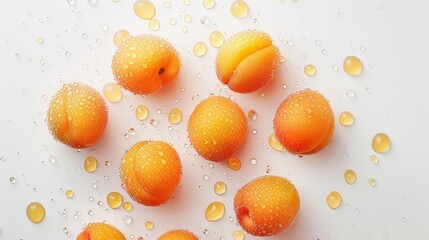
[[77, 222, 125, 240], [47, 82, 108, 148], [273, 89, 334, 155], [215, 29, 280, 93], [120, 141, 182, 206], [157, 229, 199, 240], [187, 96, 247, 162], [234, 176, 300, 236], [112, 34, 180, 95]]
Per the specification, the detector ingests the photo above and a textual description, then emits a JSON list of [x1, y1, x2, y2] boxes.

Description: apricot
[[77, 222, 125, 240], [215, 29, 280, 93], [120, 141, 182, 206], [47, 82, 108, 148], [273, 89, 334, 155], [187, 96, 247, 162], [112, 34, 180, 95], [157, 229, 199, 240], [234, 176, 300, 236]]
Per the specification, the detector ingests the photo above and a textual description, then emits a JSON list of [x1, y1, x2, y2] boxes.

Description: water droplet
[[230, 0, 249, 18], [326, 191, 342, 209], [107, 192, 123, 209], [193, 42, 207, 57], [247, 109, 257, 120], [343, 56, 363, 76], [209, 31, 224, 48], [268, 134, 286, 152], [346, 89, 356, 99], [9, 177, 16, 184], [372, 133, 391, 153], [168, 108, 182, 124], [205, 201, 225, 221], [136, 105, 149, 121], [344, 169, 356, 185], [113, 29, 131, 47], [123, 201, 133, 212], [214, 181, 227, 195], [369, 178, 377, 187], [250, 158, 257, 165], [67, 0, 76, 6], [122, 215, 133, 224], [66, 190, 74, 198], [184, 14, 192, 23], [200, 16, 211, 25], [133, 0, 156, 20], [370, 154, 379, 165], [100, 23, 109, 32], [84, 156, 98, 173], [233, 230, 245, 240], [26, 202, 45, 223], [203, 0, 215, 9], [332, 64, 339, 71], [228, 157, 241, 171], [36, 37, 44, 45], [203, 174, 209, 180], [145, 221, 154, 230], [148, 18, 160, 31], [103, 82, 122, 103], [339, 111, 355, 126], [304, 64, 316, 76]]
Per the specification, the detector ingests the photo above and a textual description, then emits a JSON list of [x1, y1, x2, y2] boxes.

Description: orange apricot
[[77, 222, 125, 240], [234, 176, 300, 236], [187, 96, 247, 162], [215, 29, 280, 93], [157, 229, 199, 240], [273, 89, 334, 155], [112, 34, 180, 95], [47, 82, 108, 149], [120, 141, 182, 206]]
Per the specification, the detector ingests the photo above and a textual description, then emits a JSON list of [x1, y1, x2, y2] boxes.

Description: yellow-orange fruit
[[234, 176, 300, 236], [157, 229, 199, 240], [47, 83, 108, 148], [77, 222, 125, 240], [273, 89, 334, 155], [215, 29, 280, 93], [187, 96, 247, 162], [120, 141, 182, 206], [112, 34, 180, 95]]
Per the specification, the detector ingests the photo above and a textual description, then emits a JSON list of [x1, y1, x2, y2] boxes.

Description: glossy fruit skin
[[273, 89, 334, 155], [234, 176, 300, 236], [76, 222, 125, 240], [112, 34, 180, 95], [157, 229, 199, 240], [47, 82, 108, 149], [187, 96, 247, 162], [215, 29, 280, 93], [120, 141, 182, 206]]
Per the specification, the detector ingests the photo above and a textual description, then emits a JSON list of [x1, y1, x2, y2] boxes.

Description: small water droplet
[[250, 158, 257, 165], [122, 215, 132, 225], [346, 89, 356, 99]]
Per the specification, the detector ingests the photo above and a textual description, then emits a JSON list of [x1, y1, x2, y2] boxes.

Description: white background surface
[[1, 0, 429, 239]]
